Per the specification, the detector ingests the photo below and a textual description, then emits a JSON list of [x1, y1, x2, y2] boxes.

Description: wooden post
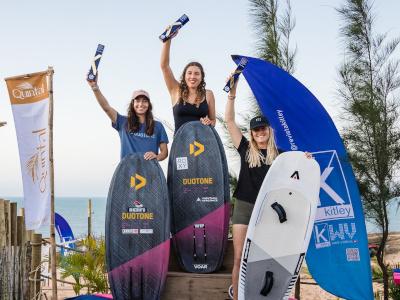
[[0, 200, 5, 247], [19, 207, 25, 217], [19, 208, 27, 242], [26, 230, 33, 242], [24, 240, 32, 300], [16, 216, 24, 299], [10, 203, 17, 247], [22, 213, 31, 300], [9, 203, 17, 299], [0, 199, 5, 298], [88, 198, 92, 238], [47, 66, 58, 300], [30, 233, 42, 300], [4, 200, 11, 247], [17, 216, 24, 247], [1, 200, 11, 299]]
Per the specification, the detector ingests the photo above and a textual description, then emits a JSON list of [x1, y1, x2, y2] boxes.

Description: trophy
[[223, 57, 248, 92], [159, 14, 189, 42], [87, 44, 105, 81]]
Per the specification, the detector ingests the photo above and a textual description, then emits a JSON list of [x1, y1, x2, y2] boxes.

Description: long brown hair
[[178, 62, 206, 106], [126, 97, 155, 136]]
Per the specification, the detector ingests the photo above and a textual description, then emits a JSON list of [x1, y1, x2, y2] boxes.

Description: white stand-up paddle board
[[238, 151, 320, 300]]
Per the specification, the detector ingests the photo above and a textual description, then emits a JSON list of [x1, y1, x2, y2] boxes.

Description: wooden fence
[[0, 199, 42, 300]]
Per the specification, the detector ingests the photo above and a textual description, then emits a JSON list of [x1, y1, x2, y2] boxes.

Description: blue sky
[[0, 0, 399, 196]]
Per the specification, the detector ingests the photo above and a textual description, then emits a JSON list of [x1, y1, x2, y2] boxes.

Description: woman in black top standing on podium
[[160, 30, 216, 132], [224, 77, 280, 300]]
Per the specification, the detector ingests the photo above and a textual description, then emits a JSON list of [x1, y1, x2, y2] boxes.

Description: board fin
[[193, 224, 207, 260], [193, 225, 197, 259], [203, 224, 207, 261]]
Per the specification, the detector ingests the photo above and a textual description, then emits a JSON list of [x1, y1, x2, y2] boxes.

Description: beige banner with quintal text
[[5, 71, 51, 230]]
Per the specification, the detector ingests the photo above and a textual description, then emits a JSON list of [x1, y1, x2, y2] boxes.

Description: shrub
[[59, 236, 108, 295]]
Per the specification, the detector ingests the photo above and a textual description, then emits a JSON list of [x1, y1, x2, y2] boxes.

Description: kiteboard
[[168, 121, 230, 273], [106, 154, 170, 299], [238, 151, 320, 300]]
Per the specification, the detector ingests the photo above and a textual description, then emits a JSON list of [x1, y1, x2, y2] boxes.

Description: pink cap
[[131, 89, 150, 100]]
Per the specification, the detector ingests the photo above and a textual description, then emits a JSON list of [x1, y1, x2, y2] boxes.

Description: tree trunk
[[376, 226, 389, 300]]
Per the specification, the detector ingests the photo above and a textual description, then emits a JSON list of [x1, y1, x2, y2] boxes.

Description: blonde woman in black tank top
[[160, 29, 216, 132]]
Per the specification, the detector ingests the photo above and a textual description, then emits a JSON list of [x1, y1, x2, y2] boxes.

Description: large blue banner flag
[[232, 55, 373, 299]]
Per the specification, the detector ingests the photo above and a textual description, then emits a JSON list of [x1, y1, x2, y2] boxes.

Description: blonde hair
[[246, 127, 279, 168]]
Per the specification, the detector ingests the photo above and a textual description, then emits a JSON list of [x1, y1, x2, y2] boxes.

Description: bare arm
[[206, 90, 216, 126], [87, 77, 117, 123], [160, 39, 180, 103], [224, 83, 242, 149], [157, 143, 168, 161], [144, 142, 168, 161]]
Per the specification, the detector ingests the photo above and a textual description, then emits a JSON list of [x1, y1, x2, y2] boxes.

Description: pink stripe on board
[[174, 202, 230, 239], [108, 239, 170, 279], [94, 294, 113, 299]]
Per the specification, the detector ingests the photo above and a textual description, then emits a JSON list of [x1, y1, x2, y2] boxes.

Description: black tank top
[[173, 99, 209, 132]]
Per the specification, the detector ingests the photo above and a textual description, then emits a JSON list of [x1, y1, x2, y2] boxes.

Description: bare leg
[[232, 224, 248, 300]]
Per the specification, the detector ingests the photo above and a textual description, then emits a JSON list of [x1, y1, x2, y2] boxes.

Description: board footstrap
[[260, 271, 274, 296], [271, 202, 287, 223]]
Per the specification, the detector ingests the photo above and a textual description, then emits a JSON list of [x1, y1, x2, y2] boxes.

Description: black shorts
[[232, 199, 254, 225]]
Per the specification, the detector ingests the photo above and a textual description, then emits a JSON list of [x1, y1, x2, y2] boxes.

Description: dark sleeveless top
[[173, 98, 209, 132]]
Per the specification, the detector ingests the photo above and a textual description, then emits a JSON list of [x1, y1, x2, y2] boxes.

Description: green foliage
[[59, 236, 108, 295], [249, 0, 296, 73], [372, 264, 384, 280], [337, 1, 400, 298], [389, 279, 400, 299], [243, 0, 296, 123], [337, 0, 400, 222], [229, 172, 239, 199]]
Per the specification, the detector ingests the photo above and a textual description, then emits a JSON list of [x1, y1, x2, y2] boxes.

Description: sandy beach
[[369, 232, 400, 265], [39, 232, 400, 299]]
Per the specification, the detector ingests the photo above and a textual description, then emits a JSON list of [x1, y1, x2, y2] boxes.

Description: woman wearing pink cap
[[160, 30, 216, 133], [87, 76, 169, 161]]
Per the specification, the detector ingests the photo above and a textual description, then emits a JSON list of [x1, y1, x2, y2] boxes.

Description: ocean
[[5, 196, 400, 238], [7, 197, 106, 239]]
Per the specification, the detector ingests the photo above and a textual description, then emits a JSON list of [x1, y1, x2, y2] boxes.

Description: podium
[[162, 239, 233, 300]]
